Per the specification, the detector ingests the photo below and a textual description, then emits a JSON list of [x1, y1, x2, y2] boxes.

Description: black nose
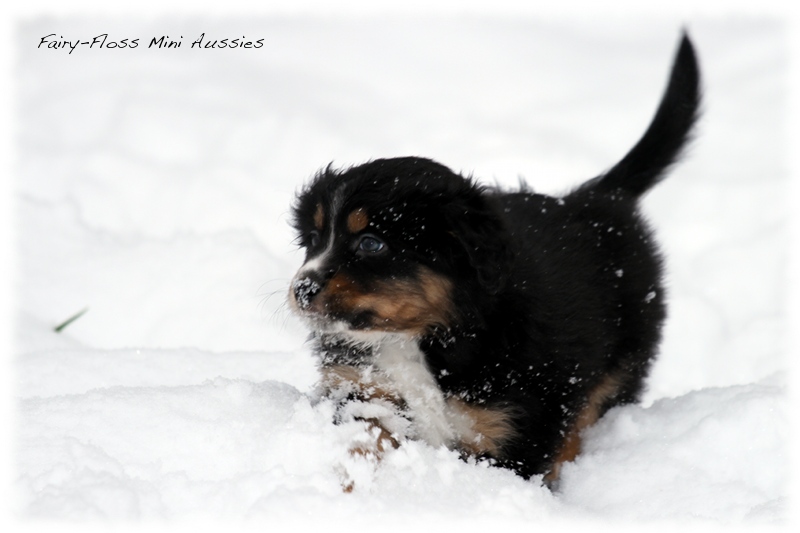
[[292, 269, 335, 310], [293, 277, 322, 309]]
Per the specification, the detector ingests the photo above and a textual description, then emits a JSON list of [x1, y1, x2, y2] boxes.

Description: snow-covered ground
[[12, 14, 789, 528]]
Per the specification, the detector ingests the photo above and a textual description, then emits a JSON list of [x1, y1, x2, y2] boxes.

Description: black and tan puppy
[[288, 33, 700, 486]]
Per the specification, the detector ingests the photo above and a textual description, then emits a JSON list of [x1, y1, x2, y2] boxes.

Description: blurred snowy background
[[11, 13, 789, 527]]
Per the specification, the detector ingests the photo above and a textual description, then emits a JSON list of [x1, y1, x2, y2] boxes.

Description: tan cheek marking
[[418, 268, 454, 320], [544, 373, 622, 484], [314, 203, 325, 230], [359, 267, 455, 334], [346, 208, 369, 233], [317, 267, 455, 335], [315, 273, 362, 313], [447, 398, 518, 457]]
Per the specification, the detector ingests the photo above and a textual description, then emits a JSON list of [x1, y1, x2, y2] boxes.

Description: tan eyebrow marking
[[346, 208, 369, 234], [314, 203, 325, 230]]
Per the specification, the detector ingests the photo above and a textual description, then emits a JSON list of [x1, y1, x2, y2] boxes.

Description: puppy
[[288, 33, 700, 486]]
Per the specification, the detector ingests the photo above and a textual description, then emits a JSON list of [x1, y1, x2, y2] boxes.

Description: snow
[[10, 12, 790, 529]]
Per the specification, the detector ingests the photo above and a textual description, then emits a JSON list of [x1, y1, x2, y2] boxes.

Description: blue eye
[[308, 231, 321, 248], [358, 235, 385, 254]]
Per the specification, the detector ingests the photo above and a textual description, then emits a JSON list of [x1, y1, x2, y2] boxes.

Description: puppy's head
[[288, 157, 510, 341]]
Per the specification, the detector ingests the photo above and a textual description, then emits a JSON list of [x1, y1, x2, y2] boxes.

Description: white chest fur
[[369, 336, 472, 448]]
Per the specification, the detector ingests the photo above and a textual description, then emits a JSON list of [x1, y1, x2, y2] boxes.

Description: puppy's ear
[[444, 195, 512, 295]]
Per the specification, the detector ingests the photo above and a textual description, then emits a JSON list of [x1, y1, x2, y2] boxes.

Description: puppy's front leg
[[321, 365, 407, 492]]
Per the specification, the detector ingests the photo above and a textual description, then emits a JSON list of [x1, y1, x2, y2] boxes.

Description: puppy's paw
[[350, 417, 400, 457], [337, 418, 401, 493]]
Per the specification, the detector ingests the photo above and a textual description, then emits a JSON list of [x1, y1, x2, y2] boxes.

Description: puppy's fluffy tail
[[580, 31, 701, 198]]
